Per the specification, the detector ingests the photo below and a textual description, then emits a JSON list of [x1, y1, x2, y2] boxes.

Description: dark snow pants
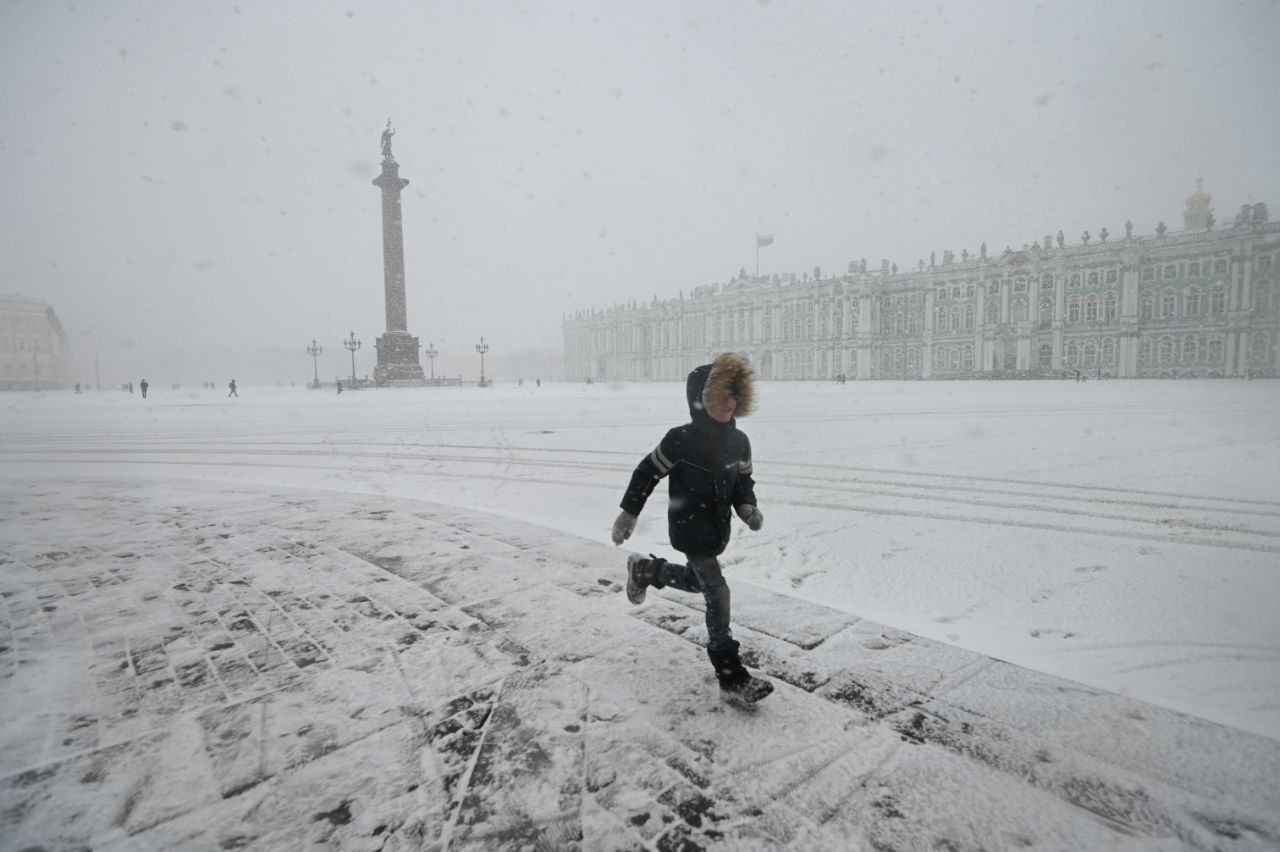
[[657, 554, 746, 682]]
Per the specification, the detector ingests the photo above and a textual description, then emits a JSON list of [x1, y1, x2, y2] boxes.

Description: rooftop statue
[[380, 119, 395, 159]]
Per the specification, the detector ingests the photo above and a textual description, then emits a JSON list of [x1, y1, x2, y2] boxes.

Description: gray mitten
[[611, 510, 638, 545], [735, 504, 764, 531]]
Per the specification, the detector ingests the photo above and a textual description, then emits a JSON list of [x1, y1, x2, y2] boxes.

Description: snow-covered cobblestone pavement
[[3, 477, 1278, 850]]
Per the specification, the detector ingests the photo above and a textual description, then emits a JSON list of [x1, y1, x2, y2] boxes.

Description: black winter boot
[[626, 553, 666, 605]]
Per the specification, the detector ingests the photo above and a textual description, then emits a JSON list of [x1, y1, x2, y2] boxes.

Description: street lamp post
[[343, 330, 361, 386], [475, 337, 490, 387], [424, 342, 438, 380], [306, 339, 323, 389]]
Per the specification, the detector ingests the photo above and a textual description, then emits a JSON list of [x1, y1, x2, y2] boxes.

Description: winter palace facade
[[563, 185, 1277, 381]]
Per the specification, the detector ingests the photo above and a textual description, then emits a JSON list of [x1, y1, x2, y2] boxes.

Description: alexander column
[[371, 119, 427, 385]]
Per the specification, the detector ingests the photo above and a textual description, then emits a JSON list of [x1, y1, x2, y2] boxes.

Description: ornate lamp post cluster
[[344, 331, 362, 385], [424, 342, 438, 380], [475, 337, 490, 387], [306, 339, 323, 389], [306, 334, 494, 388]]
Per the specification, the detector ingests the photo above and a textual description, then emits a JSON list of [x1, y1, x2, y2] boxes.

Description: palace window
[[1065, 341, 1080, 366], [1213, 259, 1227, 275], [1139, 291, 1155, 320], [1164, 264, 1178, 280], [933, 347, 946, 370], [1087, 272, 1099, 287], [1085, 295, 1099, 322], [1259, 255, 1273, 273], [966, 284, 976, 298], [961, 343, 975, 370], [1014, 277, 1027, 292], [1011, 298, 1028, 322], [1067, 295, 1081, 323], [1106, 269, 1118, 285], [985, 299, 999, 324], [1186, 288, 1202, 317], [1143, 267, 1155, 282], [1159, 335, 1175, 365], [1040, 275, 1053, 290], [1160, 289, 1177, 319], [1082, 340, 1097, 367], [1188, 261, 1201, 277], [988, 282, 1000, 297], [1138, 339, 1152, 366], [1182, 335, 1199, 366], [963, 305, 975, 329], [1039, 299, 1054, 328], [1251, 333, 1271, 364], [1254, 282, 1272, 315], [1104, 292, 1119, 321], [1038, 343, 1053, 369], [1102, 338, 1116, 365], [1208, 336, 1224, 364], [1069, 273, 1081, 288], [1211, 284, 1227, 315]]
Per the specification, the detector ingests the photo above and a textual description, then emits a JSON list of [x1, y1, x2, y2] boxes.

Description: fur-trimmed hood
[[687, 352, 756, 423]]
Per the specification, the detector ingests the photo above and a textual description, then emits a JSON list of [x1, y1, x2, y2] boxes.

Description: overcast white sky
[[2, 0, 1278, 384]]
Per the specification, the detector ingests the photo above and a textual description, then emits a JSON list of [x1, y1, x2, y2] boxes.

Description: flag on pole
[[756, 234, 774, 248]]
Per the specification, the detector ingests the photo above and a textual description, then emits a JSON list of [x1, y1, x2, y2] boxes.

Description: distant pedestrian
[[336, 381, 343, 394], [140, 378, 148, 398], [74, 382, 82, 394], [228, 379, 238, 397], [536, 378, 541, 387]]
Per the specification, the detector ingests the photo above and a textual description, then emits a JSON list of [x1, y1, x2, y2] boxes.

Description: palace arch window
[[1085, 295, 1099, 322], [1011, 298, 1028, 322], [1139, 291, 1155, 320], [1087, 272, 1099, 287], [1186, 288, 1202, 317], [1143, 267, 1156, 282], [949, 347, 961, 370], [1038, 343, 1053, 369], [1160, 289, 1177, 319], [950, 307, 962, 331], [1104, 292, 1119, 321], [961, 343, 975, 369], [1065, 340, 1080, 366], [1102, 337, 1116, 365], [1138, 338, 1152, 367], [965, 284, 976, 298], [1211, 284, 1228, 315], [985, 299, 999, 325], [1208, 336, 1224, 364], [1106, 269, 1118, 285], [1251, 333, 1271, 365], [1039, 299, 1054, 328], [1082, 340, 1098, 367], [1254, 281, 1272, 315], [1069, 273, 1082, 288], [1188, 261, 1201, 277], [1182, 335, 1199, 366], [963, 305, 975, 329], [1067, 295, 1081, 322], [933, 347, 947, 370], [1164, 264, 1178, 280], [1159, 336, 1175, 365]]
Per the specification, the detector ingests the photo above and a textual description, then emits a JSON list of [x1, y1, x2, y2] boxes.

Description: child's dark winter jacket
[[619, 354, 757, 557]]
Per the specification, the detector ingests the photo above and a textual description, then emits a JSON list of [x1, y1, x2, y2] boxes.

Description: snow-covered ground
[[2, 378, 1279, 849]]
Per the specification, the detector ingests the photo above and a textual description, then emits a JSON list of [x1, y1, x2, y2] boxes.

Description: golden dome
[[1186, 176, 1212, 211]]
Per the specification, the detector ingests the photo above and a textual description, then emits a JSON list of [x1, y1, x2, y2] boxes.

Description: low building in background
[[563, 183, 1278, 381], [0, 294, 70, 390]]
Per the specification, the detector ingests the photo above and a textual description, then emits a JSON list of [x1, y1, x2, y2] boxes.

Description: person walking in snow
[[227, 378, 238, 397], [611, 352, 772, 705], [139, 378, 148, 399]]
